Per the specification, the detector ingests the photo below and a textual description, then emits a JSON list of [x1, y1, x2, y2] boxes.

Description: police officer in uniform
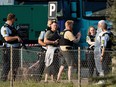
[[94, 20, 106, 84], [0, 13, 22, 81], [100, 23, 112, 75], [37, 20, 53, 81], [86, 26, 96, 82], [94, 20, 112, 84]]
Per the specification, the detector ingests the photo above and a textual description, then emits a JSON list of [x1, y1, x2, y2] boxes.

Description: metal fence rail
[[0, 47, 115, 87]]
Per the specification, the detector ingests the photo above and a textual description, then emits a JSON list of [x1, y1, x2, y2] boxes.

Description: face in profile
[[47, 20, 53, 27], [51, 22, 58, 31], [65, 22, 73, 31], [98, 23, 105, 30], [69, 23, 73, 30], [11, 18, 16, 24]]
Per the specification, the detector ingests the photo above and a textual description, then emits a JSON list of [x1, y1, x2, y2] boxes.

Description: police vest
[[47, 30, 60, 46], [59, 30, 73, 46], [102, 32, 113, 50], [40, 27, 51, 42], [2, 23, 19, 44], [47, 30, 60, 41], [87, 35, 95, 50], [88, 35, 95, 46]]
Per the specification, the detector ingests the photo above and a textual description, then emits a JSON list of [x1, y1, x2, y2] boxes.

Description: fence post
[[10, 46, 13, 87], [78, 47, 81, 87], [21, 47, 23, 69]]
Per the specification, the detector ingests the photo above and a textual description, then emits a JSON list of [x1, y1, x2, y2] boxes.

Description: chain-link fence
[[0, 46, 115, 87]]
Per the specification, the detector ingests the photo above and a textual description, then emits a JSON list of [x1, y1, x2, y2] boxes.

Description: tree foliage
[[110, 0, 116, 31]]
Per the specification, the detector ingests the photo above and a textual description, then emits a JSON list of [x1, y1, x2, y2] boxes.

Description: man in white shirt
[[94, 20, 112, 84], [100, 23, 112, 75]]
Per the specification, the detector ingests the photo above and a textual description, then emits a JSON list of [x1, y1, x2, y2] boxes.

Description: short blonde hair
[[65, 20, 74, 27], [47, 20, 53, 27], [7, 13, 15, 20]]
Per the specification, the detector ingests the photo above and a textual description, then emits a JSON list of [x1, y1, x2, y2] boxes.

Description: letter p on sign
[[48, 1, 57, 19], [50, 4, 56, 16]]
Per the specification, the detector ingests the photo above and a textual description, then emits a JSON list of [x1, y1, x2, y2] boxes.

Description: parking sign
[[48, 1, 57, 19]]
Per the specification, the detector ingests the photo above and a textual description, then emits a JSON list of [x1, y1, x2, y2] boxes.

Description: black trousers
[[1, 48, 19, 81], [102, 51, 112, 75], [36, 48, 46, 81], [87, 50, 95, 77]]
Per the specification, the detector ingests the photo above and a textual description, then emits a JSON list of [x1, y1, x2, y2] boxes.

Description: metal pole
[[21, 47, 23, 69], [10, 46, 13, 87], [78, 47, 81, 87]]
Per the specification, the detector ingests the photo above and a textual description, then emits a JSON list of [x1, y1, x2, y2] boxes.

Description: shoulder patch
[[4, 30, 7, 34], [102, 40, 105, 44], [86, 36, 89, 41], [60, 32, 64, 35]]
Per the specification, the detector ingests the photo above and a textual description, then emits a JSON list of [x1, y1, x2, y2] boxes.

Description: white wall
[[0, 0, 14, 5]]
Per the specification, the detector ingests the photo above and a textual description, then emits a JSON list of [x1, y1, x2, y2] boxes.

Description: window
[[70, 0, 80, 18], [84, 0, 107, 2], [83, 0, 107, 18], [29, 0, 57, 1]]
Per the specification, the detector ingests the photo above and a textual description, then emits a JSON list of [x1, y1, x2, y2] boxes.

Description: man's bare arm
[[4, 36, 22, 42], [44, 38, 55, 45], [100, 47, 105, 62], [38, 39, 46, 46]]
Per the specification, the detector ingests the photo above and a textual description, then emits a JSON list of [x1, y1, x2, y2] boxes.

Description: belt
[[54, 49, 59, 53], [41, 47, 47, 52], [66, 46, 73, 50]]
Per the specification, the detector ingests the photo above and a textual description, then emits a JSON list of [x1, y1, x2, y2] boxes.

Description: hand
[[46, 46, 48, 49], [16, 36, 23, 42], [76, 32, 81, 37], [54, 39, 59, 45], [100, 56, 103, 63], [92, 42, 95, 45]]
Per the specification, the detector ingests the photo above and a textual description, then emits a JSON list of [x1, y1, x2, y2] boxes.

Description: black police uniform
[[1, 23, 20, 81], [101, 32, 113, 75], [37, 29, 47, 81], [86, 35, 95, 78]]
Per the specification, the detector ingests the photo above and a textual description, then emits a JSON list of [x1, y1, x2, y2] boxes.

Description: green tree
[[91, 1, 116, 86], [110, 0, 116, 31]]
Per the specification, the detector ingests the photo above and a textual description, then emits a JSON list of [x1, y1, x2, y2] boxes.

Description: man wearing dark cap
[[0, 13, 22, 81]]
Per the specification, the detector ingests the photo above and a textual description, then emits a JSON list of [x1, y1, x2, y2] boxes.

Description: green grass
[[0, 80, 74, 87], [0, 80, 116, 87]]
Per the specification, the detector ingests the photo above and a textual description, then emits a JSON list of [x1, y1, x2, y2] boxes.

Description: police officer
[[37, 20, 53, 81], [86, 26, 96, 81], [100, 23, 112, 75], [0, 13, 22, 81], [94, 20, 105, 84], [38, 20, 53, 50], [57, 20, 81, 82]]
